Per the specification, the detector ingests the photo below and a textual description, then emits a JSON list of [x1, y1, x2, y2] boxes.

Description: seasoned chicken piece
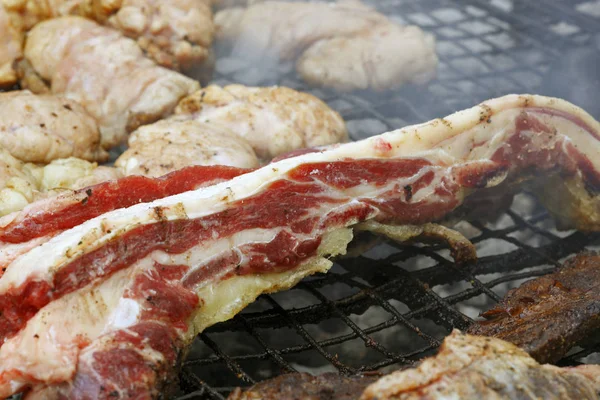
[[0, 151, 120, 217], [362, 331, 600, 400], [35, 158, 122, 194], [0, 4, 22, 88], [2, 0, 214, 71], [0, 148, 39, 216], [0, 0, 82, 30], [215, 1, 437, 91], [215, 0, 381, 62], [104, 0, 214, 72], [116, 118, 259, 177], [175, 84, 348, 160], [22, 16, 200, 149], [298, 24, 437, 92], [0, 91, 107, 163], [467, 251, 600, 364]]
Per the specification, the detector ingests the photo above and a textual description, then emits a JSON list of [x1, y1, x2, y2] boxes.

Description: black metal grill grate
[[178, 0, 600, 398]]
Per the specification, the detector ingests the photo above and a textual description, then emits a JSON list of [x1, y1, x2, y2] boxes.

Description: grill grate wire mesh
[[175, 0, 600, 397]]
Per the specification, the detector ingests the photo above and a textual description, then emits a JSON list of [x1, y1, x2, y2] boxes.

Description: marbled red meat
[[1, 95, 600, 399]]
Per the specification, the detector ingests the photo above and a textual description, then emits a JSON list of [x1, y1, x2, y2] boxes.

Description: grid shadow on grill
[[177, 0, 600, 398]]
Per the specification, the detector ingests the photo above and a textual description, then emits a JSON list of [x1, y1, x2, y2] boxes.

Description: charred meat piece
[[22, 16, 199, 149], [175, 84, 348, 160], [0, 91, 107, 163], [361, 331, 600, 400], [2, 95, 600, 397], [3, 0, 214, 71], [468, 251, 600, 364], [228, 372, 381, 400], [215, 0, 437, 91]]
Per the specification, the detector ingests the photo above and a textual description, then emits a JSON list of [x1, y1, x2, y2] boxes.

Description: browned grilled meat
[[229, 332, 600, 400], [228, 373, 380, 400], [467, 251, 600, 363], [361, 331, 600, 400]]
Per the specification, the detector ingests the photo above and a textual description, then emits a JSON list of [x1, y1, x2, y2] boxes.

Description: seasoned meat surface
[[467, 251, 600, 363], [23, 16, 199, 149], [175, 84, 348, 160], [228, 373, 380, 400], [361, 331, 600, 400], [0, 151, 120, 217], [0, 4, 22, 88], [0, 91, 107, 163], [35, 158, 122, 194], [215, 0, 437, 91], [104, 0, 214, 71], [2, 94, 600, 398], [3, 0, 214, 71], [116, 118, 259, 177]]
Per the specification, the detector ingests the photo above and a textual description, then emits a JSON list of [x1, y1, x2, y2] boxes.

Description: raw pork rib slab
[[1, 94, 600, 398]]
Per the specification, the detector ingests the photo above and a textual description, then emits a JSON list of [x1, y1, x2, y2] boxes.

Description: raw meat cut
[[1, 94, 600, 398]]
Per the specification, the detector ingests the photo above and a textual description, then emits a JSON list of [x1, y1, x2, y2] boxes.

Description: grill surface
[[174, 0, 600, 398], [177, 0, 600, 398]]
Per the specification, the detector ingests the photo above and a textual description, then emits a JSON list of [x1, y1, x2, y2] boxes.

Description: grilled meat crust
[[468, 251, 600, 363], [228, 373, 380, 400], [361, 331, 600, 400]]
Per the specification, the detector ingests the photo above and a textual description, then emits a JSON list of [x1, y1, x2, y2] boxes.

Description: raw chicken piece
[[361, 331, 600, 400], [215, 0, 437, 91], [116, 118, 259, 177], [175, 84, 348, 159], [0, 4, 22, 88], [2, 0, 214, 71], [298, 24, 438, 92], [23, 16, 199, 149], [0, 91, 107, 163]]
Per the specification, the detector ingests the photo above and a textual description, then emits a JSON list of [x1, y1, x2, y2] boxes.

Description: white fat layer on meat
[[0, 268, 134, 396], [0, 229, 353, 395], [1, 95, 599, 294], [106, 298, 141, 329]]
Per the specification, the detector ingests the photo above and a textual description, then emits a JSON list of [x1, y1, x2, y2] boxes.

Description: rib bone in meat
[[1, 94, 600, 398]]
